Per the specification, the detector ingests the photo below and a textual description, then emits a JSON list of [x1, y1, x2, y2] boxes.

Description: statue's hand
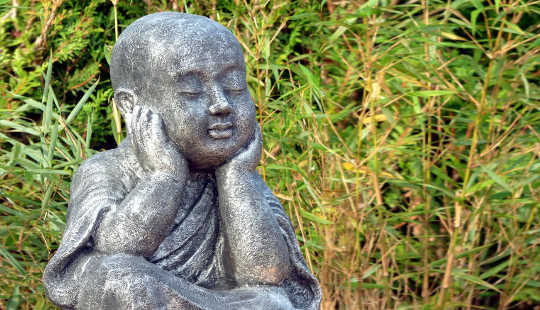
[[128, 106, 188, 180], [218, 124, 262, 175]]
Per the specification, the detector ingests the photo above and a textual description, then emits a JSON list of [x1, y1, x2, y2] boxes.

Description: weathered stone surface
[[43, 12, 321, 309]]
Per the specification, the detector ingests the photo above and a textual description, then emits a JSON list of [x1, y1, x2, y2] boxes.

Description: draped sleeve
[[42, 149, 133, 309], [43, 150, 321, 309], [256, 174, 322, 309]]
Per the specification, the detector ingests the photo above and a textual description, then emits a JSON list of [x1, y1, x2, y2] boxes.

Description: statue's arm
[[78, 107, 188, 258], [215, 127, 291, 286], [216, 169, 291, 285], [92, 171, 185, 258]]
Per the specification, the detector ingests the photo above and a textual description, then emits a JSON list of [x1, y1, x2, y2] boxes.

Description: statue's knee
[[98, 254, 151, 284], [100, 253, 145, 268], [235, 262, 289, 287], [84, 254, 165, 308]]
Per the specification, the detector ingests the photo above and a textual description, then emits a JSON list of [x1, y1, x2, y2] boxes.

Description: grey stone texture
[[43, 12, 321, 309]]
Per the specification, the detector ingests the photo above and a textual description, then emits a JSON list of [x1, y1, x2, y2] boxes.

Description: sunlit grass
[[1, 1, 539, 309]]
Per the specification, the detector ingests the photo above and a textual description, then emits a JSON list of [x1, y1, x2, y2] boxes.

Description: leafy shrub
[[1, 1, 539, 309]]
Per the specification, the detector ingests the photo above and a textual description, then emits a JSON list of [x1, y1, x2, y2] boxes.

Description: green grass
[[1, 1, 539, 309]]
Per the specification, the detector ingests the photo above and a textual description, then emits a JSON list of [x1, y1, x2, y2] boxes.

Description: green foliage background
[[0, 0, 539, 309]]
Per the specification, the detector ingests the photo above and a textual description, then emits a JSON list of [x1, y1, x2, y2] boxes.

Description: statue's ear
[[114, 88, 136, 117]]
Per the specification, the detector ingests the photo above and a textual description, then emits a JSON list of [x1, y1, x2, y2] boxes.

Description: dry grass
[[1, 1, 539, 309]]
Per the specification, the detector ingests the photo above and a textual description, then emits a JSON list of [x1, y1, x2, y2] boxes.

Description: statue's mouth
[[208, 122, 233, 139]]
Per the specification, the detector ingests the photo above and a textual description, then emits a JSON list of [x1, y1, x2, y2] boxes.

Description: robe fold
[[43, 144, 321, 309]]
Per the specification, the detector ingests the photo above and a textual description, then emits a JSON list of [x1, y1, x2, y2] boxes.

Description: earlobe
[[114, 88, 136, 117]]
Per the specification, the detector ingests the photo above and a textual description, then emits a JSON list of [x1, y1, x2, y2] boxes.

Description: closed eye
[[225, 88, 245, 95], [180, 91, 202, 98]]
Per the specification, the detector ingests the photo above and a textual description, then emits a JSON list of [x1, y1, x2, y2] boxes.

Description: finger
[[254, 123, 262, 144], [246, 124, 262, 153], [132, 106, 144, 136], [129, 106, 142, 150], [131, 106, 141, 125], [127, 106, 137, 136], [144, 108, 163, 147], [252, 124, 263, 161], [136, 107, 150, 152], [140, 107, 153, 154], [150, 112, 167, 144], [237, 124, 262, 166], [141, 106, 152, 124]]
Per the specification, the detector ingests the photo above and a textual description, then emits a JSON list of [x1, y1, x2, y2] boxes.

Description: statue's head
[[110, 12, 256, 169]]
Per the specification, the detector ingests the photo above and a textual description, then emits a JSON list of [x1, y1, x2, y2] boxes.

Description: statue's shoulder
[[75, 148, 127, 179], [65, 147, 131, 221], [71, 143, 138, 194]]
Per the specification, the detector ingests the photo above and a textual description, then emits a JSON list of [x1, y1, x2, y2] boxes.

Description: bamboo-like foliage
[[1, 1, 539, 309]]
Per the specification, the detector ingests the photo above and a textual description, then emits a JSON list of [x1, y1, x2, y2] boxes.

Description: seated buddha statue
[[43, 12, 321, 310]]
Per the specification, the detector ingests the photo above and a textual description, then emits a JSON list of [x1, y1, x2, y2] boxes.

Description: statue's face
[[143, 27, 256, 169]]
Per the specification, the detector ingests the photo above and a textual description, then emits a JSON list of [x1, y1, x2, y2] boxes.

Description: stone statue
[[43, 12, 321, 309]]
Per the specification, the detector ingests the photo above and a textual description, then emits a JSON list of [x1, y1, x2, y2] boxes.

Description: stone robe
[[43, 141, 321, 309]]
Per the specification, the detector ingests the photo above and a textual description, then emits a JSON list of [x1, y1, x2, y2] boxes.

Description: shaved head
[[110, 12, 243, 103], [109, 12, 255, 169]]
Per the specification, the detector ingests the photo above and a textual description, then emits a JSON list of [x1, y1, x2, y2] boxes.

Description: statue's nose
[[208, 87, 232, 115]]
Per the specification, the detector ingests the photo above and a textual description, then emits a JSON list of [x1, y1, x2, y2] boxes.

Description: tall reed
[[1, 1, 538, 309]]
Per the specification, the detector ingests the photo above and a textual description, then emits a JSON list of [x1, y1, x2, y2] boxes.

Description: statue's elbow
[[254, 255, 291, 285], [235, 258, 290, 286], [262, 262, 290, 285], [261, 244, 292, 285]]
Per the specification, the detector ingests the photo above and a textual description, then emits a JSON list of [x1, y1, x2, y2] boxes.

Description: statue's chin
[[188, 157, 227, 171], [185, 146, 239, 171], [186, 125, 255, 171]]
